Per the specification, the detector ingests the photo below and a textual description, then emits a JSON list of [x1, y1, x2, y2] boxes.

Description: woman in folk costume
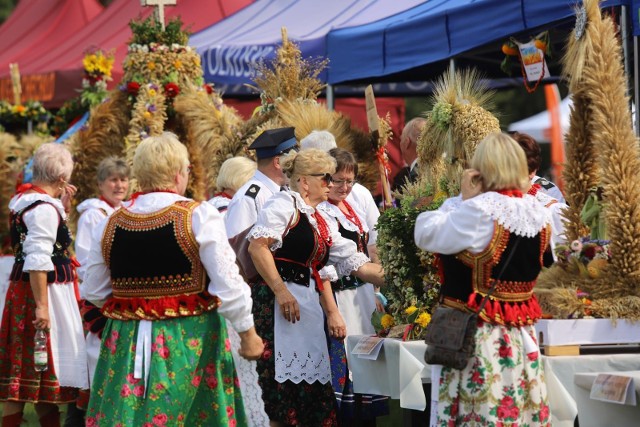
[[318, 148, 389, 424], [0, 143, 88, 427], [66, 157, 130, 424], [248, 148, 385, 426], [75, 156, 130, 281], [208, 156, 257, 214], [208, 156, 269, 426], [83, 133, 264, 426], [414, 133, 552, 426]]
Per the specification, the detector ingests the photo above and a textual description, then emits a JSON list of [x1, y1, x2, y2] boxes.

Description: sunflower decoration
[[71, 15, 244, 227]]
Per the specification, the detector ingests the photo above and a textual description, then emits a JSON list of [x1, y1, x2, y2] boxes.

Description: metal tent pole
[[326, 84, 335, 111]]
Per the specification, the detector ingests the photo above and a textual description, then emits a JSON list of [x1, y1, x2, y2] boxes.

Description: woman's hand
[[275, 286, 300, 323], [33, 305, 50, 330], [461, 169, 483, 200], [326, 311, 347, 340], [60, 183, 77, 213], [238, 327, 265, 361]]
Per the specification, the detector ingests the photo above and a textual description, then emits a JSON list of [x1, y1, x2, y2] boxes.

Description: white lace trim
[[319, 265, 338, 282], [248, 225, 284, 251], [274, 349, 331, 384], [336, 252, 369, 278], [472, 192, 551, 237], [226, 321, 269, 426]]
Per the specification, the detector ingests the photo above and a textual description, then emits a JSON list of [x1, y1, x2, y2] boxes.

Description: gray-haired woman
[[0, 143, 88, 426]]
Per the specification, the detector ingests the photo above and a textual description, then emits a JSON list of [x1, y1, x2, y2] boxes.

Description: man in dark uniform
[[225, 127, 298, 281]]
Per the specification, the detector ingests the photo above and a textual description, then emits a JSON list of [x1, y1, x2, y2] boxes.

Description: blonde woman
[[248, 148, 384, 426], [208, 156, 257, 214], [209, 155, 268, 427], [83, 133, 263, 426], [414, 133, 552, 426]]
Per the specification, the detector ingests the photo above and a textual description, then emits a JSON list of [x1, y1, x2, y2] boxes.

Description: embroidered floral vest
[[9, 200, 76, 284], [100, 201, 219, 320], [438, 222, 550, 326]]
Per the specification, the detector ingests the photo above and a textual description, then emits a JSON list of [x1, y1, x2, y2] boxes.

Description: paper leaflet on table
[[351, 336, 384, 360], [590, 374, 637, 405], [516, 40, 550, 82]]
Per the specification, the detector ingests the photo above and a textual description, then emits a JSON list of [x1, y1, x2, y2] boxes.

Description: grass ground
[[0, 405, 67, 426], [1, 400, 401, 426]]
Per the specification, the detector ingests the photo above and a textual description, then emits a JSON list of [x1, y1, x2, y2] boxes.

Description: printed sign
[[517, 40, 550, 82]]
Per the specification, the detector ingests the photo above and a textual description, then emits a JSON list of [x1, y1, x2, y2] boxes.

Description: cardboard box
[[535, 319, 640, 347]]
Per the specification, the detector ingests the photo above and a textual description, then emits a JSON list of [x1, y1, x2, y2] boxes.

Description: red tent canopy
[[0, 0, 252, 107], [0, 0, 103, 75]]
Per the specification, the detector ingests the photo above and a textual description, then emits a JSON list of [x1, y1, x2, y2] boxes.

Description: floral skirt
[[328, 334, 389, 421], [86, 311, 247, 427], [0, 280, 79, 403], [252, 282, 338, 426], [436, 322, 551, 427]]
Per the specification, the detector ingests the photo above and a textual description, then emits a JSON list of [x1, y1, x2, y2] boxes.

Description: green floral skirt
[[86, 311, 247, 427]]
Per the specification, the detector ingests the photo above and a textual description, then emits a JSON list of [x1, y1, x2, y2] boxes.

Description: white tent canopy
[[508, 97, 572, 143]]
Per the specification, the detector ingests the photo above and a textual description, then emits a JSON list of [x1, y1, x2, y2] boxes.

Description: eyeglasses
[[332, 179, 356, 188], [308, 173, 333, 185]]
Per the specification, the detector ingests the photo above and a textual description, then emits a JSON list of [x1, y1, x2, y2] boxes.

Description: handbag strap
[[475, 236, 521, 315]]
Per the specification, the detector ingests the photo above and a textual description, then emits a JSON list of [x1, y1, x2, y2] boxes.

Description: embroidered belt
[[102, 292, 220, 321], [331, 274, 365, 292]]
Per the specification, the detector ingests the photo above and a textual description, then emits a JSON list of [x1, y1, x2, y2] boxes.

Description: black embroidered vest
[[10, 200, 75, 284], [331, 221, 368, 292], [439, 222, 550, 326], [100, 201, 219, 320], [273, 211, 330, 289]]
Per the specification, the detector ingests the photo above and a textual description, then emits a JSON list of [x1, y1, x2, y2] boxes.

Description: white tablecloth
[[346, 336, 431, 411], [573, 370, 640, 427], [346, 334, 640, 425]]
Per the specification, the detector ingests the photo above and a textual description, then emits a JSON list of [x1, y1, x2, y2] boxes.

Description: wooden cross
[[140, 0, 177, 31]]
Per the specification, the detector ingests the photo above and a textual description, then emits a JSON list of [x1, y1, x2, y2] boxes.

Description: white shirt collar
[[254, 170, 281, 194]]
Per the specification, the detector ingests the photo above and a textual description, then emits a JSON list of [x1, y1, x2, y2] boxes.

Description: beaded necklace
[[496, 189, 523, 198], [527, 184, 541, 196], [312, 211, 333, 247]]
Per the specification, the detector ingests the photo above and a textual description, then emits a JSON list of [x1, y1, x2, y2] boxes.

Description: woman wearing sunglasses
[[248, 148, 385, 427]]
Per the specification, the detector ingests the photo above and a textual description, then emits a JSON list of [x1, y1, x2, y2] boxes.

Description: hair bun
[[279, 150, 298, 177]]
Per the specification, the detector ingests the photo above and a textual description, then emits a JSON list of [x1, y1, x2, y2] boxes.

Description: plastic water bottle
[[34, 329, 48, 372]]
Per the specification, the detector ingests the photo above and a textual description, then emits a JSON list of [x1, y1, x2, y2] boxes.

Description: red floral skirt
[[0, 280, 77, 403]]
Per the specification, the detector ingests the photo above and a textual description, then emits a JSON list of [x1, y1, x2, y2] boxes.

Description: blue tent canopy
[[189, 0, 426, 86], [191, 0, 633, 88], [326, 0, 631, 84]]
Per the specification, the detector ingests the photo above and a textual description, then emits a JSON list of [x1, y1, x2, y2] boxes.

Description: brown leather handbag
[[424, 238, 520, 370]]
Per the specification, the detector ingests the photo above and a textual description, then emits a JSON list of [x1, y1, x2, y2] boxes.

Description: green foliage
[[129, 15, 191, 46], [376, 183, 444, 317]]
